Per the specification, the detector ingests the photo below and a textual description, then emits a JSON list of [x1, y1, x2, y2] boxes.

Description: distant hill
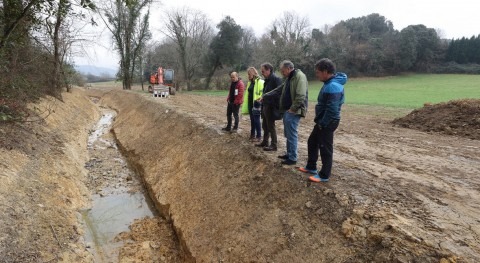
[[75, 65, 117, 77]]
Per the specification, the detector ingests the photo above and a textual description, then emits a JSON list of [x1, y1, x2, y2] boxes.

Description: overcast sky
[[74, 0, 480, 69]]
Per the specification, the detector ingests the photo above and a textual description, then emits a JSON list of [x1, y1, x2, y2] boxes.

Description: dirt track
[[1, 87, 479, 262]]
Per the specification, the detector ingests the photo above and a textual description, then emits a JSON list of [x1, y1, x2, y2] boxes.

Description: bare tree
[[104, 0, 151, 90], [257, 11, 311, 69], [271, 11, 310, 43], [160, 7, 213, 90], [38, 0, 96, 94]]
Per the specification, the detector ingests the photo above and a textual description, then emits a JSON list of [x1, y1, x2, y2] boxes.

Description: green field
[[336, 74, 480, 108], [187, 74, 480, 109]]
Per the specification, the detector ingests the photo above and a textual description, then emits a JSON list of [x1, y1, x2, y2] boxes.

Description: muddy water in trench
[[80, 109, 161, 262]]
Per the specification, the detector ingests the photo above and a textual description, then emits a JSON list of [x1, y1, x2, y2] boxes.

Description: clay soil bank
[[1, 87, 479, 262]]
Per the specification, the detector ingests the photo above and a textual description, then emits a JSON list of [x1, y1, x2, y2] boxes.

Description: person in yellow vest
[[242, 67, 264, 142]]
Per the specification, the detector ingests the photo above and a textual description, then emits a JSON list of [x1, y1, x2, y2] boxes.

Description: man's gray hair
[[280, 60, 294, 70]]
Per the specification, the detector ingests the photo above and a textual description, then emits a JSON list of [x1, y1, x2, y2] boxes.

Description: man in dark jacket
[[298, 58, 347, 182], [263, 60, 308, 165], [223, 72, 245, 132], [256, 63, 282, 151]]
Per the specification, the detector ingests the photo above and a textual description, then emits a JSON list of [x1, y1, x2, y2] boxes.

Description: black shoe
[[255, 141, 268, 147], [277, 154, 288, 159], [222, 127, 231, 131], [263, 146, 277, 151], [281, 159, 297, 165]]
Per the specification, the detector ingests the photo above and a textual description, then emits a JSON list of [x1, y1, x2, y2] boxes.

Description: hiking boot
[[277, 154, 288, 159], [255, 141, 268, 147], [263, 146, 277, 151], [298, 167, 318, 175], [309, 174, 329, 182], [222, 127, 231, 132], [281, 159, 297, 165]]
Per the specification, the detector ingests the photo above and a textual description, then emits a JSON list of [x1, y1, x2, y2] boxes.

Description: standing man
[[298, 58, 347, 182], [223, 72, 245, 132], [256, 63, 282, 151], [263, 60, 308, 165]]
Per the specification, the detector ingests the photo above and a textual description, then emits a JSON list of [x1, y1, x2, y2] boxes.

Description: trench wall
[[100, 91, 354, 262], [0, 88, 99, 262]]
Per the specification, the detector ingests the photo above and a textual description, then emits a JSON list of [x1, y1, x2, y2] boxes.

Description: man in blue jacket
[[298, 58, 347, 182]]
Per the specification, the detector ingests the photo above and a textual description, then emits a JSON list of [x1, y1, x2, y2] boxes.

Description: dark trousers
[[226, 102, 240, 129], [249, 111, 262, 138], [261, 105, 277, 147], [306, 120, 339, 179]]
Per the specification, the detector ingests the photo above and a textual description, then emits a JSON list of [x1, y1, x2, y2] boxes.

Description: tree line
[[2, 2, 480, 121], [446, 35, 480, 64], [144, 11, 480, 91]]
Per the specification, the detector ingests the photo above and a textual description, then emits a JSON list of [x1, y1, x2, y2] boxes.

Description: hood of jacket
[[327, 72, 347, 86]]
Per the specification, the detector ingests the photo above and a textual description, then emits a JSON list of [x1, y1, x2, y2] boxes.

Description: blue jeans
[[249, 110, 262, 138], [283, 111, 301, 161]]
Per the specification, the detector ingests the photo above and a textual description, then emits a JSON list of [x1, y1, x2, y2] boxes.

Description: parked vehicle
[[148, 67, 176, 97]]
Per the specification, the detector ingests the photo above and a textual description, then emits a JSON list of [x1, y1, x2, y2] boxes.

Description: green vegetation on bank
[[186, 74, 480, 109]]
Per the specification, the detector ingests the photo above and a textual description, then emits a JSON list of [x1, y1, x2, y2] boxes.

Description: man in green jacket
[[263, 60, 308, 165]]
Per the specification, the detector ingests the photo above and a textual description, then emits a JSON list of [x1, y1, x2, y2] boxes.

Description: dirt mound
[[393, 99, 480, 140]]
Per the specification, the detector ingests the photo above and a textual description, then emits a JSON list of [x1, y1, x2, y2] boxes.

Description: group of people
[[223, 59, 347, 183]]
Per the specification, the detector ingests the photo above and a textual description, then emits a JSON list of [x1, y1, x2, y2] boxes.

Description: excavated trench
[[95, 91, 358, 262], [80, 102, 183, 261], [3, 88, 471, 262], [81, 89, 457, 262]]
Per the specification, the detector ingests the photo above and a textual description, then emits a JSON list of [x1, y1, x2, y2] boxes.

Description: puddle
[[81, 193, 154, 262], [87, 112, 115, 149], [81, 109, 158, 262]]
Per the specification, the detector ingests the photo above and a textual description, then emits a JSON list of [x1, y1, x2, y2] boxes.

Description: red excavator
[[148, 67, 176, 97]]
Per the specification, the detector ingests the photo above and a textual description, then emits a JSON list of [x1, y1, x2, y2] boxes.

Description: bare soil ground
[[393, 99, 480, 140], [1, 87, 479, 262]]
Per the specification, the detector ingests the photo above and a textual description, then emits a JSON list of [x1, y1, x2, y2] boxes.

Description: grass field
[[337, 74, 480, 108], [186, 74, 480, 109]]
